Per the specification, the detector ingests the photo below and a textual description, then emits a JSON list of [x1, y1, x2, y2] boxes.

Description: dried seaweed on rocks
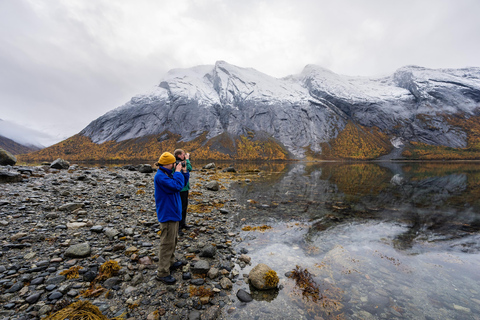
[[44, 300, 125, 320], [59, 265, 82, 279]]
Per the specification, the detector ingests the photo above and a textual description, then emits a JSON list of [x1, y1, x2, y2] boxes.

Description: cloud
[[0, 0, 479, 144]]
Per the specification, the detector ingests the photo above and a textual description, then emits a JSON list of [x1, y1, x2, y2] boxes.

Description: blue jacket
[[154, 167, 190, 223]]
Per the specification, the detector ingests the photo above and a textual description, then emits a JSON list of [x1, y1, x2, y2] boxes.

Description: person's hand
[[185, 153, 190, 160], [174, 163, 182, 172]]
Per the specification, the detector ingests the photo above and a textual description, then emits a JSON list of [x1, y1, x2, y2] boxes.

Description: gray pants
[[157, 221, 179, 277]]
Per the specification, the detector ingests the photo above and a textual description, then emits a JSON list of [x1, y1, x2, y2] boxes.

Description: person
[[174, 149, 192, 235], [154, 151, 189, 285]]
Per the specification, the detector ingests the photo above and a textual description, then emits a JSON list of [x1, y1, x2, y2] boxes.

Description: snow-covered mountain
[[78, 61, 480, 159]]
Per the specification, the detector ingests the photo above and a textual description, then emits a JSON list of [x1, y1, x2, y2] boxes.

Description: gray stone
[[30, 277, 44, 285], [205, 181, 220, 191], [25, 292, 41, 304], [207, 267, 219, 279], [103, 276, 122, 289], [201, 305, 220, 320], [6, 281, 24, 293], [90, 225, 104, 233], [0, 171, 22, 183], [0, 149, 16, 166], [46, 275, 66, 284], [138, 164, 153, 173], [236, 289, 253, 302], [220, 277, 232, 289], [64, 242, 91, 258], [104, 227, 120, 239], [191, 260, 210, 274], [190, 278, 204, 286], [199, 245, 216, 258], [203, 163, 216, 169], [189, 310, 201, 320], [131, 273, 143, 285], [59, 202, 83, 212], [50, 158, 70, 170], [48, 291, 63, 300]]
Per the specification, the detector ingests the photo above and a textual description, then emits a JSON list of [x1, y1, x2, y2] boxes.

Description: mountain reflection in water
[[227, 162, 480, 320]]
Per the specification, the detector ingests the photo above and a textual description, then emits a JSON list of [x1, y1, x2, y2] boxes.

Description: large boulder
[[137, 164, 153, 173], [50, 158, 70, 170], [205, 181, 220, 191], [248, 263, 279, 290], [0, 171, 22, 183], [0, 148, 16, 166]]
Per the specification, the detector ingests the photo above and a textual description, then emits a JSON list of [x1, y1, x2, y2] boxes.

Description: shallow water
[[226, 162, 480, 320]]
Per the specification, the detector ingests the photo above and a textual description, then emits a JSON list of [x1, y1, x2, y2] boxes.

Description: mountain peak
[[61, 62, 480, 160]]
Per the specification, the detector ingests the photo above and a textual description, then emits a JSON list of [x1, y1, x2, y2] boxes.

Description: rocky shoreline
[[0, 162, 260, 320]]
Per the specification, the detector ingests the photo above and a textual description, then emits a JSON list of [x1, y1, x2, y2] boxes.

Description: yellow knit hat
[[158, 152, 176, 165]]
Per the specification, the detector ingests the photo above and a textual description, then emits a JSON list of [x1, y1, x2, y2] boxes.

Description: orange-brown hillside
[[18, 131, 290, 162]]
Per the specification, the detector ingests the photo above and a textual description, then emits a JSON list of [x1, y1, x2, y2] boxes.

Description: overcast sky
[[1, 0, 480, 146]]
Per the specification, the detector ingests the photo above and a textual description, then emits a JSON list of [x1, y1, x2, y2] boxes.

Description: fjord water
[[227, 162, 480, 320]]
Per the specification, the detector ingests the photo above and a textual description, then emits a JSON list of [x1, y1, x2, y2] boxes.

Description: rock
[[0, 171, 22, 183], [48, 291, 63, 300], [248, 263, 279, 290], [64, 243, 91, 258], [30, 277, 44, 285], [190, 278, 204, 286], [203, 163, 216, 170], [25, 293, 41, 304], [46, 276, 66, 284], [131, 273, 143, 285], [59, 203, 83, 212], [104, 227, 120, 239], [236, 289, 253, 302], [0, 148, 16, 166], [201, 305, 220, 320], [220, 277, 232, 289], [205, 181, 220, 191], [147, 311, 160, 320], [103, 277, 122, 289], [189, 310, 201, 320], [182, 272, 192, 280], [6, 281, 24, 293], [90, 225, 104, 233], [207, 268, 219, 279], [138, 164, 153, 173], [11, 232, 28, 241], [67, 222, 87, 229], [238, 254, 251, 264], [223, 167, 236, 173], [50, 158, 70, 170], [191, 260, 210, 274], [199, 245, 216, 258], [139, 256, 153, 265]]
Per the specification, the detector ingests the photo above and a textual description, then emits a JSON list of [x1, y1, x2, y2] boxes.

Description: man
[[174, 149, 192, 236], [154, 152, 189, 285]]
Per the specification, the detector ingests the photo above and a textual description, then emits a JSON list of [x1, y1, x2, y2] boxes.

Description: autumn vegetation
[[318, 121, 392, 160], [18, 131, 289, 162], [17, 113, 480, 162]]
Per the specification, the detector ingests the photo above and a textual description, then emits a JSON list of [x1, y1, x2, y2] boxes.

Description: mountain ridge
[[20, 61, 480, 161]]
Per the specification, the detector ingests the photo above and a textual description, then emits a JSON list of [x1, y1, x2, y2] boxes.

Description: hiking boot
[[155, 274, 176, 285]]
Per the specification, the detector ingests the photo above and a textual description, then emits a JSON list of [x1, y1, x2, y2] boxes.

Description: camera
[[175, 160, 186, 168]]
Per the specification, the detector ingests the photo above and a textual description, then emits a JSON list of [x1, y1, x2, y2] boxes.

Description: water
[[226, 162, 480, 320]]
